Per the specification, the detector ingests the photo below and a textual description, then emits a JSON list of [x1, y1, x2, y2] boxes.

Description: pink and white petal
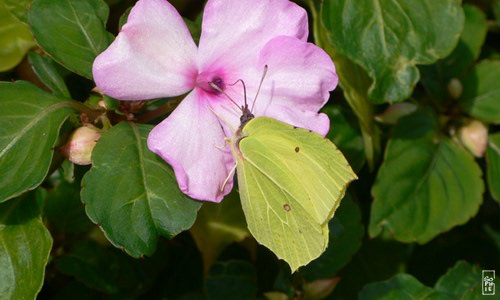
[[147, 89, 235, 203], [265, 105, 330, 136], [197, 0, 308, 73], [93, 0, 197, 100], [252, 36, 338, 115]]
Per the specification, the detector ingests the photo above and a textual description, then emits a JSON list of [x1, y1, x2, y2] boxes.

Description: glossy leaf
[[190, 191, 249, 272], [487, 133, 500, 201], [28, 0, 113, 79], [370, 109, 484, 243], [0, 81, 71, 203], [0, 192, 53, 299], [301, 194, 363, 280], [205, 260, 257, 300], [81, 122, 202, 257], [420, 5, 488, 100], [460, 60, 500, 124], [0, 2, 34, 71], [359, 274, 448, 299], [322, 0, 464, 103], [28, 51, 71, 98]]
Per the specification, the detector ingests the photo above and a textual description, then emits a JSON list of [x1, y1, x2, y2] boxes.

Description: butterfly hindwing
[[234, 117, 357, 271]]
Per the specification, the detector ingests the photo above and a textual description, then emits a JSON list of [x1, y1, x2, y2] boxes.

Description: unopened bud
[[375, 102, 417, 124], [459, 120, 488, 157], [61, 125, 101, 165], [448, 78, 463, 99], [303, 278, 339, 300]]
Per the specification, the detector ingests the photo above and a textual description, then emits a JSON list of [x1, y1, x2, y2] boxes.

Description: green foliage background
[[0, 0, 499, 299]]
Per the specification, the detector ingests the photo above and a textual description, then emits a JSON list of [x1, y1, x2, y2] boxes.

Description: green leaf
[[44, 180, 94, 234], [370, 109, 484, 243], [190, 191, 249, 273], [55, 240, 167, 296], [2, 0, 31, 23], [81, 122, 202, 257], [487, 133, 500, 201], [325, 106, 366, 171], [205, 260, 257, 300], [28, 51, 71, 98], [434, 261, 484, 298], [28, 0, 113, 79], [312, 1, 380, 169], [0, 81, 71, 203], [322, 0, 464, 104], [359, 274, 449, 300], [301, 194, 363, 280], [0, 2, 34, 72], [420, 4, 488, 100], [460, 60, 500, 124], [0, 192, 53, 299]]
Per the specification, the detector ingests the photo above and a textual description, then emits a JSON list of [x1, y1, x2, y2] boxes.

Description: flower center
[[196, 71, 226, 94]]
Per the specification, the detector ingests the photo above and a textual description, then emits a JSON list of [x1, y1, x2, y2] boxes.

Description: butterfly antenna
[[251, 65, 268, 113], [228, 79, 248, 111], [209, 82, 242, 113]]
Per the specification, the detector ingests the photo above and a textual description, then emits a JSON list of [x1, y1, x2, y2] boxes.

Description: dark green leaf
[[190, 191, 249, 272], [370, 109, 484, 243], [434, 261, 484, 298], [44, 180, 94, 233], [420, 5, 488, 101], [487, 133, 500, 201], [55, 240, 167, 296], [0, 81, 72, 202], [205, 260, 257, 300], [301, 194, 363, 280], [460, 60, 500, 124], [81, 122, 202, 257], [0, 192, 53, 299], [322, 0, 464, 103], [28, 51, 71, 98], [325, 106, 366, 172], [359, 274, 449, 300], [28, 0, 113, 79], [0, 2, 34, 71]]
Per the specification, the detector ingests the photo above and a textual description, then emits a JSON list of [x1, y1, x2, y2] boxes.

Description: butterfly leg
[[220, 161, 238, 192]]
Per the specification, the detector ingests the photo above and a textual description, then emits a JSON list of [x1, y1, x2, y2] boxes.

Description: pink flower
[[92, 0, 338, 202]]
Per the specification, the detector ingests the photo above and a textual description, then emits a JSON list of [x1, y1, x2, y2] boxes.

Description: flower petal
[[198, 0, 308, 73], [265, 106, 330, 136], [93, 0, 197, 100], [255, 36, 338, 113], [147, 89, 234, 203]]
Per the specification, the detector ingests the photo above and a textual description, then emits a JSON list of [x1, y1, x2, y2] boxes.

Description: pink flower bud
[[303, 278, 339, 299], [61, 126, 101, 165], [459, 120, 488, 158]]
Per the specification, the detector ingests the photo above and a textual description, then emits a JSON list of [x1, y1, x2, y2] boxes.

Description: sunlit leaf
[[0, 2, 34, 71]]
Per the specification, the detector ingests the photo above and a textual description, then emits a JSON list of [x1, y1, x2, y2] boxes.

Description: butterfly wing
[[235, 117, 357, 271]]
